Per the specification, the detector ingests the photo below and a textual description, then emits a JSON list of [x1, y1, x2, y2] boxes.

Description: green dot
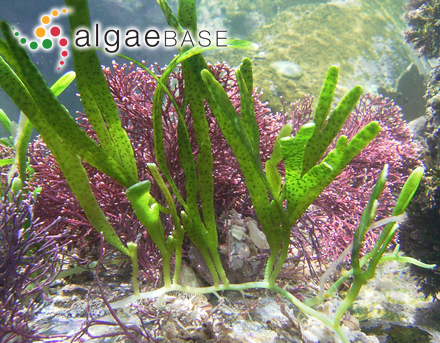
[[42, 39, 52, 49], [20, 38, 26, 44], [29, 41, 38, 50], [14, 32, 19, 36]]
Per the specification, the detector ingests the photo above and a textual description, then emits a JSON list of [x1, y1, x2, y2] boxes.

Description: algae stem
[[109, 281, 348, 343], [110, 281, 270, 309]]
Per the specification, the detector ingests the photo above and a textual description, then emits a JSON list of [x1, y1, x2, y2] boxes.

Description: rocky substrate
[[23, 259, 439, 343]]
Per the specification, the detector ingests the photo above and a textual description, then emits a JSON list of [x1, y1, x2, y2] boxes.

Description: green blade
[[302, 66, 363, 175], [66, 0, 138, 183], [0, 21, 134, 188], [236, 59, 260, 155]]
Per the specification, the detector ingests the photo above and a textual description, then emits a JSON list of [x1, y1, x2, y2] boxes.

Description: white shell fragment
[[270, 61, 303, 79], [230, 227, 246, 241], [254, 50, 266, 59], [246, 219, 270, 250]]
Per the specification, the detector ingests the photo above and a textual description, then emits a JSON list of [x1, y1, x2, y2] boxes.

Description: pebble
[[254, 51, 266, 59], [270, 61, 304, 79]]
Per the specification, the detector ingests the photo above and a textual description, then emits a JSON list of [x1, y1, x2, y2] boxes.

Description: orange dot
[[35, 27, 46, 38], [42, 16, 50, 24], [62, 9, 67, 13], [52, 10, 58, 16]]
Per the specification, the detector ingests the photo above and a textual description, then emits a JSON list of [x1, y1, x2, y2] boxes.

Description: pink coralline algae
[[28, 61, 421, 266]]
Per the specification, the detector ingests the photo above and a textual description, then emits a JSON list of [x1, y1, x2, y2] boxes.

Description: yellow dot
[[42, 16, 50, 24], [35, 27, 46, 38], [62, 9, 67, 13], [52, 10, 58, 16]]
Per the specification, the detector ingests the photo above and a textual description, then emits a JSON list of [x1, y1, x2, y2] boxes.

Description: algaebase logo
[[12, 8, 72, 70], [11, 7, 227, 72]]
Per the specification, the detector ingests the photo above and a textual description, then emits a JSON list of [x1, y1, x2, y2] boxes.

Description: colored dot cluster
[[13, 8, 72, 70]]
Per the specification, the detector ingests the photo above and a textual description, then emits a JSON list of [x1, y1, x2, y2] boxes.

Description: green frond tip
[[200, 68, 263, 175], [221, 39, 259, 51], [174, 39, 258, 68], [269, 123, 293, 166], [66, 0, 138, 183], [322, 85, 363, 142], [50, 71, 75, 97], [392, 166, 424, 215], [0, 20, 135, 188], [236, 64, 260, 155], [302, 65, 363, 175], [239, 58, 253, 91], [286, 121, 380, 224], [314, 65, 339, 132], [322, 121, 381, 174]]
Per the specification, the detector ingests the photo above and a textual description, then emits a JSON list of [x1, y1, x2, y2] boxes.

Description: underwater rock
[[350, 260, 440, 340], [27, 258, 440, 342], [398, 60, 440, 300], [246, 218, 270, 250], [301, 299, 379, 343], [407, 116, 427, 140], [424, 60, 440, 169], [270, 61, 304, 79], [361, 320, 435, 343], [189, 210, 268, 284], [378, 63, 427, 122], [398, 169, 440, 299], [404, 0, 440, 59]]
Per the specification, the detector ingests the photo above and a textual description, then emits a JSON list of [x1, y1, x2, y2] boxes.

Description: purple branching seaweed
[[101, 61, 281, 213], [28, 138, 161, 283], [0, 190, 69, 342], [27, 61, 282, 276]]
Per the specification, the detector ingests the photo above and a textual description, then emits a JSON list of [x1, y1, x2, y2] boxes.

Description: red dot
[[50, 26, 61, 37], [59, 38, 68, 47], [62, 51, 68, 57], [60, 61, 64, 65]]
